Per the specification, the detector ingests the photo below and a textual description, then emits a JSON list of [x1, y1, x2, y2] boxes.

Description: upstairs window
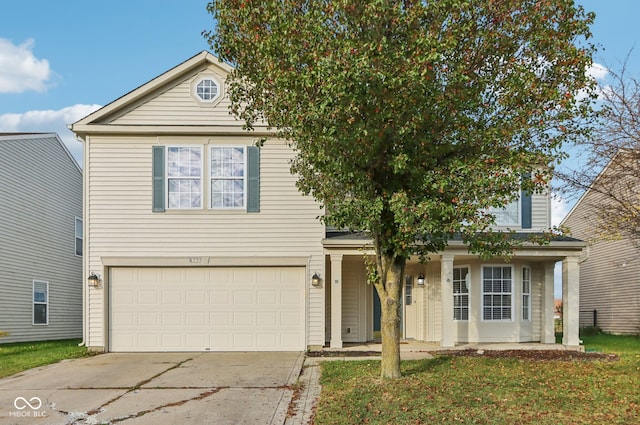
[[153, 145, 260, 213], [195, 78, 219, 102], [490, 197, 520, 227], [167, 146, 203, 209], [210, 146, 245, 208]]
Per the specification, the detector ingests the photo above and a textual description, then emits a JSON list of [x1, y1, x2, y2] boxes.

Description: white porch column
[[562, 256, 581, 347], [541, 261, 556, 344], [330, 254, 343, 348], [440, 253, 455, 348]]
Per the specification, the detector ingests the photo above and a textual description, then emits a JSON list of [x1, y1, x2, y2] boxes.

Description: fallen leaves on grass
[[436, 349, 618, 362]]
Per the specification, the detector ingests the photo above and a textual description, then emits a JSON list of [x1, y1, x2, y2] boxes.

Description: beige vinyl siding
[[531, 191, 550, 230], [109, 65, 237, 127], [86, 135, 325, 348], [341, 258, 367, 342], [0, 135, 82, 343], [564, 187, 640, 334]]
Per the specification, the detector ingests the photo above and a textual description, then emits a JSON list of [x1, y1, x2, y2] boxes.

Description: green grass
[[315, 335, 640, 424], [0, 339, 90, 378]]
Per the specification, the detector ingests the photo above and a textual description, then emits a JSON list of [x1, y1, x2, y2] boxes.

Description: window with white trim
[[453, 267, 469, 320], [482, 265, 513, 320], [33, 281, 48, 325], [522, 266, 531, 321], [195, 78, 219, 102], [489, 197, 520, 226], [154, 145, 259, 213], [167, 146, 203, 209], [210, 146, 245, 208], [75, 217, 83, 256]]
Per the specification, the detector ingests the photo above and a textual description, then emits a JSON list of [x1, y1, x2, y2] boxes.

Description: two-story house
[[563, 150, 640, 335], [0, 133, 83, 343], [70, 52, 584, 352]]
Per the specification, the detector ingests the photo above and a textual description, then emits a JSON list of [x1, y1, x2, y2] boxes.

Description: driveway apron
[[0, 351, 304, 425]]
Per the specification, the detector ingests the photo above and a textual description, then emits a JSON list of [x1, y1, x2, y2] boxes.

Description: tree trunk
[[378, 255, 405, 379]]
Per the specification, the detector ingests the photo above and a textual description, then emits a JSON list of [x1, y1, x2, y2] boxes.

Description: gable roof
[[561, 149, 628, 226], [70, 51, 269, 138], [0, 132, 81, 173]]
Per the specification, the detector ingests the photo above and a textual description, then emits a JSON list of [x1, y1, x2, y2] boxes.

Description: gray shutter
[[521, 174, 532, 229], [247, 146, 260, 212], [152, 146, 165, 212]]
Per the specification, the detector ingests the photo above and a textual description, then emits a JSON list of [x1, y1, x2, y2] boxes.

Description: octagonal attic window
[[195, 78, 219, 102]]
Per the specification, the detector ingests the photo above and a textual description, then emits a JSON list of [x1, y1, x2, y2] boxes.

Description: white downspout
[[71, 128, 88, 347]]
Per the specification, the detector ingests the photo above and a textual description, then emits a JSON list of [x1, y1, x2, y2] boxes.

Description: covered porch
[[322, 236, 586, 351]]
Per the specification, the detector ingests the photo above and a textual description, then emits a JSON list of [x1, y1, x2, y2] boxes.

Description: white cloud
[[586, 62, 609, 81], [0, 38, 52, 93], [0, 104, 102, 164], [551, 193, 573, 227]]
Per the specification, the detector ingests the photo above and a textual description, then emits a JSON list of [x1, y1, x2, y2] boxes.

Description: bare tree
[[559, 60, 640, 247]]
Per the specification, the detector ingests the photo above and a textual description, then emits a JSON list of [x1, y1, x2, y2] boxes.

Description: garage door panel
[[257, 334, 278, 348], [233, 334, 254, 348], [257, 311, 277, 325], [211, 312, 230, 325], [186, 334, 207, 347], [110, 266, 305, 352], [137, 334, 159, 349], [210, 291, 230, 304], [233, 312, 254, 326], [186, 312, 206, 325], [162, 291, 183, 304]]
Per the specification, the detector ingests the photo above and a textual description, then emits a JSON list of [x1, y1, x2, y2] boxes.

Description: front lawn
[[314, 335, 640, 424], [0, 339, 90, 378]]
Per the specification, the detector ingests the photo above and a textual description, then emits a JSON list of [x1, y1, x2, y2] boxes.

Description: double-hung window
[[33, 281, 48, 325], [210, 146, 246, 208], [167, 146, 203, 209], [154, 145, 259, 212], [487, 174, 533, 228], [75, 218, 83, 256], [522, 266, 531, 321], [453, 267, 470, 320], [490, 198, 520, 227], [482, 266, 513, 321]]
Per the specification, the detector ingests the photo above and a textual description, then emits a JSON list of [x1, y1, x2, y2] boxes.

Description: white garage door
[[109, 267, 305, 352]]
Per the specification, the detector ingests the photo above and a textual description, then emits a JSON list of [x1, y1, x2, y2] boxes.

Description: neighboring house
[[562, 151, 640, 335], [70, 52, 585, 353], [0, 133, 83, 343]]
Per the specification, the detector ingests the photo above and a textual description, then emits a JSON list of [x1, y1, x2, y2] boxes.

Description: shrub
[[580, 326, 603, 336]]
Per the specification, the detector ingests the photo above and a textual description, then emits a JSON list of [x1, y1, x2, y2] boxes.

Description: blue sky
[[0, 0, 639, 225]]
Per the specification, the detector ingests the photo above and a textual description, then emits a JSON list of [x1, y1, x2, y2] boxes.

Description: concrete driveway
[[0, 351, 304, 425]]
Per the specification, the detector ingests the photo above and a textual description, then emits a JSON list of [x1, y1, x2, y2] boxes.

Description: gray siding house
[[0, 133, 83, 343], [562, 151, 640, 335]]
